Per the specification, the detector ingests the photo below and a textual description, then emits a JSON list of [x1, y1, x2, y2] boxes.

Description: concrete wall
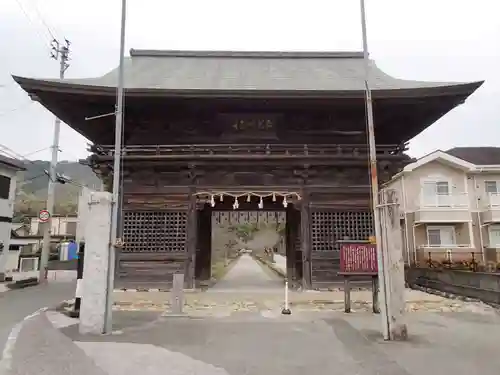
[[407, 268, 500, 305], [29, 216, 78, 237], [4, 249, 20, 272]]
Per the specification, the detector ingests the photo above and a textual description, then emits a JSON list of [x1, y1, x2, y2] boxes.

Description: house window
[[484, 181, 499, 194], [0, 175, 11, 200], [423, 181, 450, 196], [489, 225, 500, 247], [426, 226, 456, 246], [422, 181, 450, 206]]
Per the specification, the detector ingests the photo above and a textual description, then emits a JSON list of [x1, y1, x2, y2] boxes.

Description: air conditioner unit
[[19, 257, 39, 272]]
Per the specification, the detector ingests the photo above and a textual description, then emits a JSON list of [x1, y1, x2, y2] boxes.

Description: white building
[[0, 155, 25, 280], [28, 214, 78, 237], [384, 147, 500, 266]]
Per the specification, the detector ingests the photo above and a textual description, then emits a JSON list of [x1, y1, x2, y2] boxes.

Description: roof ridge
[[129, 49, 365, 59]]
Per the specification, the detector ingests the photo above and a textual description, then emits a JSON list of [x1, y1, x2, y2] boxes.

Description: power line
[[12, 0, 51, 50], [30, 0, 58, 41], [18, 173, 47, 186], [21, 147, 52, 159]]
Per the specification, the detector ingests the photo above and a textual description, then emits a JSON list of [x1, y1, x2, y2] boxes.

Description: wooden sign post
[[338, 241, 379, 314]]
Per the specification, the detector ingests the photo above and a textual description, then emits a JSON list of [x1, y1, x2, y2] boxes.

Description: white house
[[384, 147, 500, 266], [0, 155, 25, 280]]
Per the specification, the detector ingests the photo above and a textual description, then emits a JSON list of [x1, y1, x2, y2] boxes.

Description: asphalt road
[[0, 281, 76, 359]]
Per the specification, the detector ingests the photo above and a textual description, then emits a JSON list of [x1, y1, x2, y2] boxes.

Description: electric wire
[[30, 0, 58, 41], [12, 0, 51, 50]]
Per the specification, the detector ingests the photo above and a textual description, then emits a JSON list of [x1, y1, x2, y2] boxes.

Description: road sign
[[38, 210, 50, 223]]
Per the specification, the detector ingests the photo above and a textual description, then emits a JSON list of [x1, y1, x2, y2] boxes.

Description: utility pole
[[39, 39, 71, 282], [359, 0, 391, 340], [103, 0, 127, 334]]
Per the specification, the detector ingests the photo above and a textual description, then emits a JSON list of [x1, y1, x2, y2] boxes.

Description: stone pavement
[[209, 254, 283, 293], [111, 254, 489, 316], [111, 288, 492, 315], [10, 303, 500, 375]]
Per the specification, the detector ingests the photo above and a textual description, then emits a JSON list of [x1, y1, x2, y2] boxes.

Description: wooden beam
[[300, 188, 312, 289], [185, 186, 197, 288]]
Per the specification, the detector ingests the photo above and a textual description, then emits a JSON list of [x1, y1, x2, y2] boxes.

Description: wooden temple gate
[[93, 143, 389, 290], [12, 50, 481, 290]]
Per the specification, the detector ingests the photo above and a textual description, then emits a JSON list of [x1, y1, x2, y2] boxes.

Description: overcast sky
[[0, 0, 498, 162]]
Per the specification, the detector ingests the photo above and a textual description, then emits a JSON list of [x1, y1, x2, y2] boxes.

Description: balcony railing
[[418, 244, 472, 249], [418, 193, 469, 209], [483, 192, 500, 208]]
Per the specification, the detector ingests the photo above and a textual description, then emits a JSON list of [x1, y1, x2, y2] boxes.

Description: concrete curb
[[0, 295, 80, 373], [251, 254, 286, 278], [6, 277, 40, 290], [113, 288, 199, 293], [0, 306, 48, 374]]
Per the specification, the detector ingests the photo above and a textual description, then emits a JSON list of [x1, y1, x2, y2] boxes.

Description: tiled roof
[[13, 49, 482, 93], [446, 147, 500, 165]]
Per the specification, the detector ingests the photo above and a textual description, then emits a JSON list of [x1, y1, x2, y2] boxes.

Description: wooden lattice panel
[[311, 211, 373, 252], [122, 211, 187, 252]]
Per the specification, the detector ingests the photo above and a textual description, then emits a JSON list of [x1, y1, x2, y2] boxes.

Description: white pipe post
[[359, 0, 390, 340], [281, 279, 291, 315], [103, 0, 127, 334]]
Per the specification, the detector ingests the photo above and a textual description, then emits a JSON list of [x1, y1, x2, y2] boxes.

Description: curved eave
[[12, 75, 484, 100]]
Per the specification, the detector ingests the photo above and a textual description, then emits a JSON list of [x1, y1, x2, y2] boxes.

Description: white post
[[79, 192, 112, 335], [281, 279, 291, 315]]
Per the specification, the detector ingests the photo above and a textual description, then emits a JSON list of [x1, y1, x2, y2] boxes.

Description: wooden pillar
[[185, 187, 197, 288], [195, 204, 212, 281], [300, 190, 312, 289], [285, 205, 296, 281]]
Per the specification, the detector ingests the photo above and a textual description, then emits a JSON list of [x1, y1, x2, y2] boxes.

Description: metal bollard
[[69, 242, 85, 318]]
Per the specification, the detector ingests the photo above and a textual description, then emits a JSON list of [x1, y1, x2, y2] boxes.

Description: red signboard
[[340, 243, 378, 273]]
